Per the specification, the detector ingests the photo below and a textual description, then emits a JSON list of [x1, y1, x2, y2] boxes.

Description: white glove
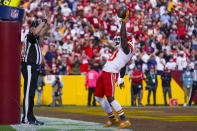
[[118, 78, 124, 89]]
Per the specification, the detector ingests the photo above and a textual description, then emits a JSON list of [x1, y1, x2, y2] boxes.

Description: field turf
[[1, 106, 197, 131]]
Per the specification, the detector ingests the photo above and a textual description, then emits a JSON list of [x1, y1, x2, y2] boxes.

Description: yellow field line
[[51, 108, 197, 122]]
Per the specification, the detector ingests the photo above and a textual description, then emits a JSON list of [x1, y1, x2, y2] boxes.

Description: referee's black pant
[[189, 81, 197, 106], [21, 63, 39, 122]]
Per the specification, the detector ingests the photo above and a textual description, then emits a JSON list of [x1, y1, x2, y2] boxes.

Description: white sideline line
[[11, 116, 132, 131]]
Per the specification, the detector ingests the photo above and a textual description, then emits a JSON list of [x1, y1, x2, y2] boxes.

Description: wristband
[[42, 18, 47, 24]]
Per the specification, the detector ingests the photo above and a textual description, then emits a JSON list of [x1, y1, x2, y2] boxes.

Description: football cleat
[[118, 120, 131, 129], [104, 117, 119, 127]]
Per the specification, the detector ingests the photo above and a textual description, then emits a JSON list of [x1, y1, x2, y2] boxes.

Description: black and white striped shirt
[[22, 32, 43, 65]]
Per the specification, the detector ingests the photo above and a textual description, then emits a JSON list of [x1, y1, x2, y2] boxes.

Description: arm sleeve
[[120, 66, 126, 78]]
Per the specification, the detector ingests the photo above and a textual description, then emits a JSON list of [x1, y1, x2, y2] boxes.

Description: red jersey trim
[[128, 43, 133, 53], [108, 49, 119, 61]]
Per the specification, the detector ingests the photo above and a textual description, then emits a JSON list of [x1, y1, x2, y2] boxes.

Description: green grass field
[[0, 125, 15, 131]]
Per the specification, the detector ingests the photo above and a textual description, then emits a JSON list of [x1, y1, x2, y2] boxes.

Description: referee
[[21, 15, 50, 125], [189, 62, 197, 106]]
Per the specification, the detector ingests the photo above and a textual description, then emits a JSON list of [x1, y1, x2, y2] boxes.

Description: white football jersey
[[103, 42, 135, 73]]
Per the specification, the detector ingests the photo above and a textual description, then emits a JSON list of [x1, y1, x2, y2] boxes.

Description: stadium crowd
[[20, 0, 197, 75]]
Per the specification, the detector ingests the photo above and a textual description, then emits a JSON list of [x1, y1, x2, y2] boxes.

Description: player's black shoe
[[21, 120, 26, 124], [21, 120, 44, 125], [29, 120, 44, 125]]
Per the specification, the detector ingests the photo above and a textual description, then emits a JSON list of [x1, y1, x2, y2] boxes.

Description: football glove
[[122, 10, 129, 22], [118, 78, 124, 89]]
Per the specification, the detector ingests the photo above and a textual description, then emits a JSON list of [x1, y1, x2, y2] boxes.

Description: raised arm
[[120, 9, 130, 54], [34, 11, 50, 36], [32, 22, 45, 36], [39, 13, 51, 36], [39, 23, 50, 36], [120, 21, 130, 54]]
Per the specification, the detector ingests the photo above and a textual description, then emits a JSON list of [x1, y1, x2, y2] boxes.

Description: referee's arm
[[33, 22, 46, 36], [39, 23, 50, 36], [33, 16, 50, 36]]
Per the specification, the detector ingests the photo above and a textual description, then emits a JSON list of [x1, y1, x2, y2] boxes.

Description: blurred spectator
[[81, 38, 93, 59], [145, 66, 158, 106], [130, 65, 144, 107], [108, 19, 118, 40], [166, 57, 177, 70], [49, 58, 59, 75], [168, 30, 178, 42], [125, 59, 133, 76], [49, 76, 63, 107], [142, 43, 154, 53], [192, 35, 197, 51], [45, 46, 57, 64], [150, 0, 157, 8], [36, 70, 45, 107], [70, 54, 81, 75], [177, 22, 186, 40], [135, 54, 143, 68], [189, 62, 197, 106], [155, 52, 166, 75], [80, 51, 89, 75], [163, 49, 170, 62], [59, 56, 68, 75], [85, 66, 99, 107], [161, 68, 172, 106], [182, 65, 193, 107], [160, 11, 171, 27], [141, 51, 151, 73], [44, 63, 50, 75], [61, 2, 72, 17], [177, 51, 187, 70], [147, 55, 157, 71]]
